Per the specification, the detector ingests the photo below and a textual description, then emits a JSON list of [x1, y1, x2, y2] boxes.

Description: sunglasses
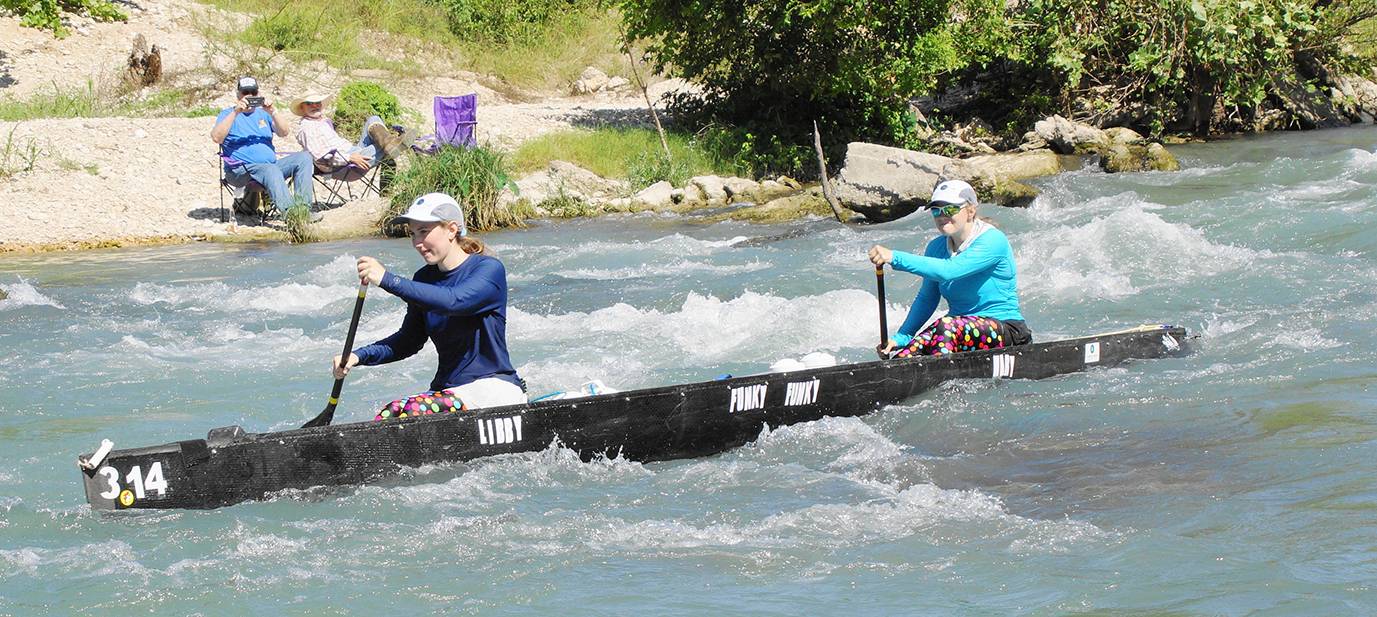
[[930, 203, 964, 218]]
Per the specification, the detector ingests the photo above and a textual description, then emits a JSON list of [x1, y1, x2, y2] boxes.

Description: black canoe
[[78, 325, 1189, 510]]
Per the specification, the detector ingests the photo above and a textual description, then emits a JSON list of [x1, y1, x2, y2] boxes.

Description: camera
[[244, 96, 265, 108]]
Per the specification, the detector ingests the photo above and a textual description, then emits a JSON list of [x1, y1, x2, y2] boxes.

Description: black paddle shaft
[[302, 283, 368, 428], [875, 266, 889, 358]]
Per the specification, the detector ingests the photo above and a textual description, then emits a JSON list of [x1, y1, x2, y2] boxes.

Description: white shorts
[[445, 377, 527, 410]]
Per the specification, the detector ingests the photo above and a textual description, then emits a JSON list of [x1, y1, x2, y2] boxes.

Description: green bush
[[334, 81, 405, 138], [381, 145, 527, 236], [3, 0, 127, 36], [624, 150, 690, 190], [239, 6, 362, 67]]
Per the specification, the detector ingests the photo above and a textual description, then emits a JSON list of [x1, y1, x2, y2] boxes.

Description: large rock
[[718, 189, 846, 223], [1103, 126, 1145, 144], [1099, 142, 1180, 173], [1267, 74, 1347, 130], [1034, 115, 1108, 154], [633, 181, 675, 208], [833, 142, 973, 222], [963, 150, 1063, 182], [573, 67, 610, 95], [990, 180, 1039, 208], [722, 177, 761, 201], [1332, 73, 1377, 123], [689, 175, 728, 202], [513, 160, 628, 205]]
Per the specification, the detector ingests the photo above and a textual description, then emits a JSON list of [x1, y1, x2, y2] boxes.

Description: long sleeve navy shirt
[[353, 254, 521, 391]]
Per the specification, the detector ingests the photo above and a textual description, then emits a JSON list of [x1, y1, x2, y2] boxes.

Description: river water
[[2, 126, 1376, 615]]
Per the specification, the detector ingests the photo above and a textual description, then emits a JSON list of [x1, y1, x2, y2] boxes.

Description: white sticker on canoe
[[1084, 342, 1101, 364], [992, 354, 1015, 378], [728, 384, 768, 413], [478, 416, 524, 445], [784, 379, 820, 406], [1162, 334, 1180, 351]]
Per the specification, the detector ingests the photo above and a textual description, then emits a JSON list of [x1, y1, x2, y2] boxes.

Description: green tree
[[1017, 0, 1358, 135], [620, 0, 1013, 173]]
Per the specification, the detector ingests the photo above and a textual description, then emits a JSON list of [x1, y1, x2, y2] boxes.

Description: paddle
[[301, 282, 368, 429], [875, 265, 890, 360]]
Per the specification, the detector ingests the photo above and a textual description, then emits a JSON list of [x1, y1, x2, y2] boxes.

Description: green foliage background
[[1, 0, 126, 35], [623, 0, 1377, 173]]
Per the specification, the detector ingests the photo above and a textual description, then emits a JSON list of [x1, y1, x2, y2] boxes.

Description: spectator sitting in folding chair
[[292, 93, 409, 190], [211, 76, 320, 222]]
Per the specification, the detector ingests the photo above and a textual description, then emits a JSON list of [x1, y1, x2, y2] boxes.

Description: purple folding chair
[[414, 93, 477, 154]]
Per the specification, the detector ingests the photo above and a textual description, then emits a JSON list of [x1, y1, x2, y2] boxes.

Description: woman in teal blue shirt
[[867, 180, 1031, 357]]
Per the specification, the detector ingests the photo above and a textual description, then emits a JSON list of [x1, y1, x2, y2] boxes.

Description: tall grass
[[511, 128, 739, 189], [457, 10, 627, 92], [382, 146, 529, 236], [195, 0, 625, 91], [0, 126, 45, 179], [0, 81, 220, 121]]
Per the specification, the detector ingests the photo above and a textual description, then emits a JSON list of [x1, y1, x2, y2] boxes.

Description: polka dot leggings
[[375, 389, 466, 421], [896, 315, 1007, 357]]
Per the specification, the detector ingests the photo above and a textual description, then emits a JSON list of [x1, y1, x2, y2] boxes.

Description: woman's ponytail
[[457, 236, 488, 255]]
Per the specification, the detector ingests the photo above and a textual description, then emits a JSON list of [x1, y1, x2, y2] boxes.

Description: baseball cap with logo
[[927, 180, 978, 208], [391, 192, 467, 236], [237, 76, 259, 95]]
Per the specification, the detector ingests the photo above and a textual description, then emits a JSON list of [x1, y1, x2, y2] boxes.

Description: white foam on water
[[740, 417, 927, 488], [112, 323, 315, 366], [1130, 160, 1258, 184], [511, 289, 893, 364], [556, 480, 1102, 555], [1, 540, 147, 578], [231, 533, 311, 559], [1018, 204, 1264, 302], [129, 280, 357, 315], [546, 258, 769, 281], [1344, 147, 1377, 168], [125, 254, 361, 315], [0, 278, 63, 310], [0, 547, 43, 573]]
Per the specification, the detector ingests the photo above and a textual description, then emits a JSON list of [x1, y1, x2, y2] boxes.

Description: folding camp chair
[[217, 149, 274, 224], [413, 93, 477, 154], [309, 149, 383, 207]]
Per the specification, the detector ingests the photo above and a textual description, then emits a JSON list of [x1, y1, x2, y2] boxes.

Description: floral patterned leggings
[[375, 389, 466, 421], [895, 315, 1008, 357]]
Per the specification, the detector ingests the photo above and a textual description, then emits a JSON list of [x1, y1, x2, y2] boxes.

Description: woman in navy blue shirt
[[332, 192, 525, 419]]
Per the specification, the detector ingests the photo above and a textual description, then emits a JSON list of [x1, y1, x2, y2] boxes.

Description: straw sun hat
[[290, 93, 332, 116]]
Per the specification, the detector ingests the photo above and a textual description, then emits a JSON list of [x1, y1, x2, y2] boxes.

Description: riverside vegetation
[[3, 0, 1376, 244]]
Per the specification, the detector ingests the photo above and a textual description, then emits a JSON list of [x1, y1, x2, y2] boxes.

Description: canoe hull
[[80, 325, 1188, 510]]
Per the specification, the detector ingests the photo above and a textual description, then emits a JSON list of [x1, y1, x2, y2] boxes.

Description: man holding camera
[[211, 76, 320, 222]]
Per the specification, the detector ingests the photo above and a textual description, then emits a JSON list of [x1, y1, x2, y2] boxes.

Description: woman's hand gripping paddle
[[875, 265, 891, 360], [302, 283, 368, 428]]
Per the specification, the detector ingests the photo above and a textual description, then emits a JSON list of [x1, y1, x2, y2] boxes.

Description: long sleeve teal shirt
[[889, 227, 1024, 346]]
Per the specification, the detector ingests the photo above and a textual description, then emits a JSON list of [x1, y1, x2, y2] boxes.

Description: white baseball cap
[[928, 180, 978, 208], [391, 192, 467, 236]]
